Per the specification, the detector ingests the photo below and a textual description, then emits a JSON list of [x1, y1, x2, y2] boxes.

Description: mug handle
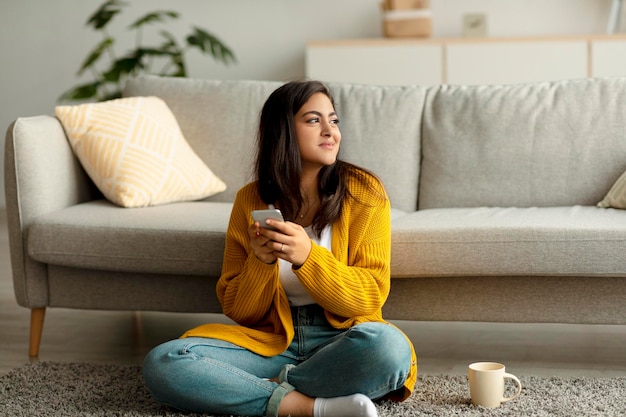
[[502, 373, 522, 403]]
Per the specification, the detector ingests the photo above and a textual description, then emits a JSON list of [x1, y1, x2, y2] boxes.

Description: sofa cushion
[[419, 77, 626, 209], [55, 96, 226, 208], [124, 76, 281, 204], [27, 200, 233, 276], [391, 206, 626, 277], [328, 82, 426, 212], [125, 76, 426, 212], [28, 201, 406, 277]]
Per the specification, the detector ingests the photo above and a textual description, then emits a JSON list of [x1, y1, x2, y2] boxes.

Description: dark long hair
[[255, 80, 367, 237]]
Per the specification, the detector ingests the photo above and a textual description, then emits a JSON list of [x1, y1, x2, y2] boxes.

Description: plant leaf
[[159, 30, 184, 56], [138, 47, 176, 58], [186, 27, 236, 64], [86, 0, 126, 30], [58, 82, 101, 102], [168, 53, 187, 77], [128, 11, 179, 29], [102, 56, 143, 82], [100, 90, 123, 102], [158, 31, 186, 76], [77, 38, 114, 75], [160, 30, 180, 50]]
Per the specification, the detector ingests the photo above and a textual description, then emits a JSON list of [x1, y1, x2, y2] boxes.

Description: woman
[[143, 80, 417, 417]]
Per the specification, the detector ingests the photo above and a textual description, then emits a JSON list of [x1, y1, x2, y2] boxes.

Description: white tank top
[[279, 224, 332, 306]]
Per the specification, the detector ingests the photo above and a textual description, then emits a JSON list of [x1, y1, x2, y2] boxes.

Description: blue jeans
[[143, 304, 412, 417]]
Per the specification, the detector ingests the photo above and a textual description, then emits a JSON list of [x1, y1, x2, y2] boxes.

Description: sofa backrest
[[328, 82, 425, 212], [124, 76, 279, 203], [419, 77, 626, 209], [125, 76, 425, 212]]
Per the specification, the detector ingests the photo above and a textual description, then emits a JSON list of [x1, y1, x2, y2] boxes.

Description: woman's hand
[[249, 219, 312, 266]]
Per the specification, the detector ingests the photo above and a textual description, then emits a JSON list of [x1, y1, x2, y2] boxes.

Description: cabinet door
[[306, 43, 442, 86], [446, 41, 588, 85], [591, 40, 626, 78]]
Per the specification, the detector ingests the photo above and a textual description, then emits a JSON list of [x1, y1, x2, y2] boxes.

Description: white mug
[[468, 362, 522, 408]]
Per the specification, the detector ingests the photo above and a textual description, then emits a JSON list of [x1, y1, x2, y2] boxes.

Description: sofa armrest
[[4, 116, 100, 308]]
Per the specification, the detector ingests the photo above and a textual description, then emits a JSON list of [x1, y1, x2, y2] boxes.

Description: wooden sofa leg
[[29, 307, 46, 358]]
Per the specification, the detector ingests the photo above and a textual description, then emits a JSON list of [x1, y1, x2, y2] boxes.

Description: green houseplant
[[59, 0, 236, 102]]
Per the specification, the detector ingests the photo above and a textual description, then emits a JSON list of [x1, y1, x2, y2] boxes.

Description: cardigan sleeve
[[216, 184, 285, 327], [294, 174, 392, 321]]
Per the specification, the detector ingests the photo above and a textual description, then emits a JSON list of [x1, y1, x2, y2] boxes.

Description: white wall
[[0, 0, 618, 206]]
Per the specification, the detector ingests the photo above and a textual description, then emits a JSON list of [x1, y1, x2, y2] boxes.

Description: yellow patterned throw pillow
[[55, 96, 226, 208]]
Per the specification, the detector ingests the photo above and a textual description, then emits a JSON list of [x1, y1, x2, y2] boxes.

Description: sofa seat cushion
[[27, 200, 232, 276], [391, 206, 626, 278]]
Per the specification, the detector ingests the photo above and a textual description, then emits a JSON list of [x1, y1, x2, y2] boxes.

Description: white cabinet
[[305, 40, 442, 86], [446, 40, 588, 85], [306, 35, 626, 86], [591, 39, 626, 78]]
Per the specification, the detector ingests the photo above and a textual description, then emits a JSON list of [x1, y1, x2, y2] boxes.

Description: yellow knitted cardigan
[[182, 173, 417, 401]]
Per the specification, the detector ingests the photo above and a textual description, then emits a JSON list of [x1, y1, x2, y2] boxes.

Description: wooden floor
[[2, 210, 626, 378]]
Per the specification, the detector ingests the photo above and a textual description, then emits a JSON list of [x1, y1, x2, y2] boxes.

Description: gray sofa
[[6, 75, 626, 358]]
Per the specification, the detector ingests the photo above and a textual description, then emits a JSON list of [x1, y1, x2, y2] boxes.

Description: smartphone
[[251, 209, 284, 230]]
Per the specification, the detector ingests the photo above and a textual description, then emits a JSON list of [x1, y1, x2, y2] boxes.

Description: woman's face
[[294, 92, 341, 171]]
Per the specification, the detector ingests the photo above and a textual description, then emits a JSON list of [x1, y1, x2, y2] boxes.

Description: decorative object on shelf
[[380, 0, 432, 38], [59, 0, 236, 102], [462, 13, 488, 37], [607, 0, 624, 34]]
